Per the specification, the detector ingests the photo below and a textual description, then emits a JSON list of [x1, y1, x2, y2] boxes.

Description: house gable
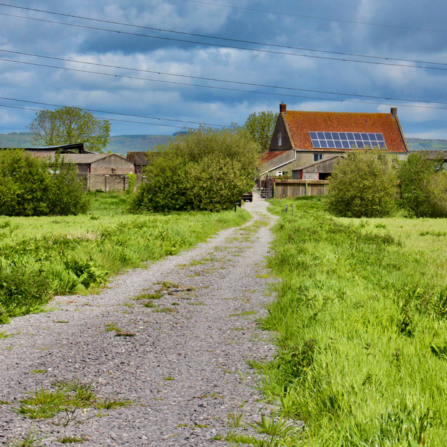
[[269, 113, 294, 151]]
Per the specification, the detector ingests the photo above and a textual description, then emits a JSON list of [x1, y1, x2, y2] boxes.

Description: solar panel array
[[309, 132, 387, 149]]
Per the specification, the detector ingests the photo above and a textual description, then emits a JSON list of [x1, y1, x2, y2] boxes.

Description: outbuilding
[[35, 153, 136, 175], [292, 155, 343, 180]]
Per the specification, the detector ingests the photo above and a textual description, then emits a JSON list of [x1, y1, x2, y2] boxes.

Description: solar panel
[[310, 132, 387, 149]]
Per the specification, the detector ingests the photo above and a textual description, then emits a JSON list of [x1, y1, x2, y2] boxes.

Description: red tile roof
[[283, 111, 407, 153], [258, 150, 289, 165]]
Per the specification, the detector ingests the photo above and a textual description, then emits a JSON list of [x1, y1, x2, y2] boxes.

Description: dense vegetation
[[327, 152, 398, 218], [328, 152, 447, 218], [0, 192, 250, 324], [129, 126, 258, 212], [0, 150, 90, 216], [254, 197, 447, 446], [398, 152, 447, 217], [244, 111, 278, 153], [28, 106, 111, 153]]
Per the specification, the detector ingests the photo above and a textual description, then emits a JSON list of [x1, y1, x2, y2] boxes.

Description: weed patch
[[57, 436, 86, 444], [0, 198, 250, 324], [229, 310, 257, 317], [255, 198, 447, 445], [14, 379, 131, 420]]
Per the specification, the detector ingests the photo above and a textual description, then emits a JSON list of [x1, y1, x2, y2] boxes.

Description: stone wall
[[78, 174, 147, 191]]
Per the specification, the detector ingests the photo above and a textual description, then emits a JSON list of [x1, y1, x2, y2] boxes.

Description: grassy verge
[[255, 197, 447, 446], [0, 192, 250, 324]]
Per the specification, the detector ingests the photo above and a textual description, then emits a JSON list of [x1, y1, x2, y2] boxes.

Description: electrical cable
[[0, 2, 445, 67], [176, 0, 447, 35], [0, 103, 192, 129], [2, 56, 447, 111], [0, 95, 225, 126], [0, 10, 446, 72], [1, 48, 447, 106]]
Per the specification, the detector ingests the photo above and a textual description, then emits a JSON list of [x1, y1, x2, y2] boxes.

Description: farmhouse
[[259, 104, 409, 180]]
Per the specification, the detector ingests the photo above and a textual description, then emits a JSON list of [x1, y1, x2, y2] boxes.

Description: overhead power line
[[0, 95, 224, 127], [2, 48, 447, 107], [0, 103, 191, 129], [177, 0, 447, 35], [2, 56, 447, 111], [0, 9, 446, 72], [1, 2, 446, 68]]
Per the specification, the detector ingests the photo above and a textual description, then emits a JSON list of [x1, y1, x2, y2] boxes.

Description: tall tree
[[28, 106, 111, 153], [244, 111, 278, 154]]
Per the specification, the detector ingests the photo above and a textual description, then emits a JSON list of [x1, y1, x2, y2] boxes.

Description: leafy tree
[[0, 150, 90, 216], [128, 126, 258, 212], [398, 152, 447, 217], [28, 106, 111, 153], [244, 111, 278, 153], [327, 152, 399, 218]]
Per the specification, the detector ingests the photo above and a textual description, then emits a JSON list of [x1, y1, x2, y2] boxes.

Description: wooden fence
[[274, 179, 330, 198]]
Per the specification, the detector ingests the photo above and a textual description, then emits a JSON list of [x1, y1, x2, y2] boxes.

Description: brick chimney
[[280, 102, 287, 113], [391, 107, 397, 116]]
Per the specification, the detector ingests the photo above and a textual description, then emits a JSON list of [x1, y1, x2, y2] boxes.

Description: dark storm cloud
[[0, 0, 446, 136]]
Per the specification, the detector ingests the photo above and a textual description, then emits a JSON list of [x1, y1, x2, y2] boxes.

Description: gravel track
[[0, 195, 278, 446]]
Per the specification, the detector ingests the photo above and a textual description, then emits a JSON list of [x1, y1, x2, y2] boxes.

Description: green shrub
[[327, 152, 399, 218], [0, 149, 53, 216], [48, 155, 91, 215], [398, 152, 447, 217], [126, 173, 137, 194], [0, 150, 90, 216], [0, 266, 51, 324], [128, 126, 258, 212]]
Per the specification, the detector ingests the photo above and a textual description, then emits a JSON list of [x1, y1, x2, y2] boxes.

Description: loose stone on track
[[0, 194, 277, 446]]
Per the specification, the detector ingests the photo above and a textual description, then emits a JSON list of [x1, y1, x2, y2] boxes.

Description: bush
[[48, 155, 91, 215], [0, 150, 90, 216], [398, 152, 447, 217], [126, 173, 137, 194], [128, 126, 258, 212], [327, 152, 399, 218]]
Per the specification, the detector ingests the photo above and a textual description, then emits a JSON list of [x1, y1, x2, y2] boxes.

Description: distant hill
[[105, 135, 174, 154], [0, 132, 175, 154], [0, 132, 446, 154], [406, 138, 447, 151]]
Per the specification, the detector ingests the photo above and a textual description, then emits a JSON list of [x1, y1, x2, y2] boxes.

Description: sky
[[0, 0, 446, 137]]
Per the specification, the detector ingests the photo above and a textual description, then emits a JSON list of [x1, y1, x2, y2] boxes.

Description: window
[[309, 132, 386, 149], [278, 132, 282, 147], [314, 153, 323, 162]]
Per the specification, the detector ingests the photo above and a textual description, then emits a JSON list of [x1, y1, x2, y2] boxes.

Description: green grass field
[[0, 192, 250, 325], [254, 197, 447, 446]]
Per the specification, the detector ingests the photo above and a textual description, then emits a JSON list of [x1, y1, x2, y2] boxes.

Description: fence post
[[305, 182, 308, 196]]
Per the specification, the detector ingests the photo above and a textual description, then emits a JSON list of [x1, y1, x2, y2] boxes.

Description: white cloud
[[0, 0, 445, 138]]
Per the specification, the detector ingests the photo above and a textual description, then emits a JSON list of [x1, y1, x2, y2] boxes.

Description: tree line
[[328, 151, 447, 218]]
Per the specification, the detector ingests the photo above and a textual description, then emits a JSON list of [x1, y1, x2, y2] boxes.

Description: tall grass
[[258, 197, 447, 446], [0, 192, 250, 324]]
